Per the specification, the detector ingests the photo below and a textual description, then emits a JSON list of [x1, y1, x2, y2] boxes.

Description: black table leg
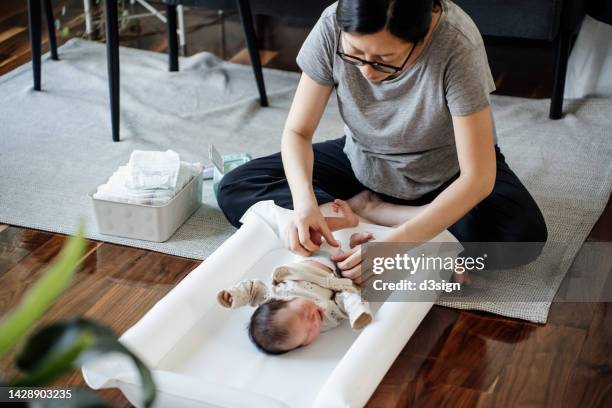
[[167, 4, 179, 72], [104, 0, 120, 142], [236, 0, 268, 107], [27, 0, 42, 91], [43, 0, 58, 60], [549, 30, 571, 120]]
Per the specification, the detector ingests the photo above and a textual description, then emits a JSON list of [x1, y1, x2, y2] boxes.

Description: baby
[[217, 199, 374, 355]]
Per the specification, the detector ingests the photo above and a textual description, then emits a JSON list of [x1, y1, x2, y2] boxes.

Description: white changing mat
[[82, 202, 459, 408]]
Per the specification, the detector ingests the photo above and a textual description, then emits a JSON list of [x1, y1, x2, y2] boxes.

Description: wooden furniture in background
[[164, 0, 268, 106], [26, 0, 58, 90]]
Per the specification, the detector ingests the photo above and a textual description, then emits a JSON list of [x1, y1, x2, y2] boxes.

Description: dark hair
[[336, 0, 442, 43], [248, 299, 292, 355]]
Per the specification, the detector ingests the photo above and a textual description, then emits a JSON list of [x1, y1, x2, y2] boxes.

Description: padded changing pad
[[82, 201, 459, 407]]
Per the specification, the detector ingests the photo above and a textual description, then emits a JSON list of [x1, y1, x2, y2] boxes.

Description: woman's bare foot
[[331, 199, 359, 227], [346, 190, 383, 215], [349, 232, 374, 248], [452, 270, 472, 286]]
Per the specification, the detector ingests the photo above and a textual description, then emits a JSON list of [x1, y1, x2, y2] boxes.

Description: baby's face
[[275, 298, 323, 350]]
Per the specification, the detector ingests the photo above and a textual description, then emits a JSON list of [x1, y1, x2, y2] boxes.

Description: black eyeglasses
[[335, 30, 416, 74]]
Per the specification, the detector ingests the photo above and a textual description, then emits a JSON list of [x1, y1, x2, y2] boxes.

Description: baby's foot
[[332, 199, 359, 227], [346, 190, 383, 215], [349, 232, 374, 248]]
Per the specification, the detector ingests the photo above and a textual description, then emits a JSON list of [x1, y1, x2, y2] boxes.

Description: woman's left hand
[[332, 245, 365, 284]]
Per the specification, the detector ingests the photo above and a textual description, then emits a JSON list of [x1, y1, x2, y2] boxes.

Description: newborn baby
[[217, 200, 373, 355]]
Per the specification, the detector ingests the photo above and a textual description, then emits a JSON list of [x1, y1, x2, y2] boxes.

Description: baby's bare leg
[[347, 190, 428, 227]]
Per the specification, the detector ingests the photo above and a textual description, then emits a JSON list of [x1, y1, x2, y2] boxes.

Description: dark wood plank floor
[[1, 1, 611, 407], [1, 219, 610, 407]]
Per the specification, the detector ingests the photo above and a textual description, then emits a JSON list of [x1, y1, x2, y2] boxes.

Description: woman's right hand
[[286, 206, 339, 256]]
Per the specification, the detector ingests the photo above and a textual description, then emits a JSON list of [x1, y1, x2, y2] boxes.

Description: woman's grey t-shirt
[[296, 0, 496, 200]]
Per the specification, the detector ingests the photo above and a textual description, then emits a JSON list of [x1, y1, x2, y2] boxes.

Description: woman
[[217, 0, 547, 281]]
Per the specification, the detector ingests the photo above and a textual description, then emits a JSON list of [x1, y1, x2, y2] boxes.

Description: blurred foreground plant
[[0, 224, 155, 407]]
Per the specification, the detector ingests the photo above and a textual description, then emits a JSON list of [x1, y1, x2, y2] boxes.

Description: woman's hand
[[286, 206, 339, 256], [332, 245, 365, 284], [333, 232, 376, 283]]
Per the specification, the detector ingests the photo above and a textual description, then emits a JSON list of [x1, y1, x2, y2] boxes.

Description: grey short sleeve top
[[296, 0, 497, 199]]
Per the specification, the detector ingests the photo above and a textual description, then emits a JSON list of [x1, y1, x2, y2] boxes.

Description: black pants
[[217, 137, 548, 268]]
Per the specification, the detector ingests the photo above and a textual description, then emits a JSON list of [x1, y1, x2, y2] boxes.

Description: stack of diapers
[[93, 150, 203, 206], [82, 201, 460, 408]]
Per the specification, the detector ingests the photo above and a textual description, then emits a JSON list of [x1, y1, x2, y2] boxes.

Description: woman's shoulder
[[322, 1, 338, 16], [318, 1, 339, 30], [438, 0, 486, 50]]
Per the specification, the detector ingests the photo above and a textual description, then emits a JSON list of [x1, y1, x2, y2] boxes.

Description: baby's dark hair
[[248, 299, 292, 355]]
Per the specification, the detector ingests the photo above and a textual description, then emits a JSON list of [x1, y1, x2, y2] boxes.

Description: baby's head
[[248, 297, 323, 354]]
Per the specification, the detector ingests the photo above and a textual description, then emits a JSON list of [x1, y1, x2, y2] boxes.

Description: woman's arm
[[282, 73, 332, 207], [334, 106, 496, 280], [385, 106, 496, 243], [281, 73, 338, 254]]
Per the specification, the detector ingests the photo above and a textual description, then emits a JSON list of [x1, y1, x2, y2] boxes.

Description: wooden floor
[[1, 1, 611, 407]]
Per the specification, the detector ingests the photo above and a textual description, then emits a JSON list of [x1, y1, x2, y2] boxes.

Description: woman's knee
[[501, 210, 548, 244], [521, 206, 548, 262], [526, 211, 548, 243], [217, 154, 290, 227], [216, 168, 247, 228], [505, 213, 548, 266], [506, 195, 548, 243], [450, 199, 548, 269], [216, 167, 239, 208], [494, 165, 548, 243]]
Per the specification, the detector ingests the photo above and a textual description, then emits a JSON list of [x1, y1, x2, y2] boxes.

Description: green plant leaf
[[14, 319, 156, 408], [0, 224, 86, 359]]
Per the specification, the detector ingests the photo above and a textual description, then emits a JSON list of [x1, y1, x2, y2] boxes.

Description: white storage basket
[[90, 172, 202, 242]]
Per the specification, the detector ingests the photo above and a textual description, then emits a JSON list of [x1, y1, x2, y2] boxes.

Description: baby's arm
[[334, 291, 373, 330], [217, 279, 269, 309]]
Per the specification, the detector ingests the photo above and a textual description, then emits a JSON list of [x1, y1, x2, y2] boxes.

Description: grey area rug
[[1, 39, 611, 323]]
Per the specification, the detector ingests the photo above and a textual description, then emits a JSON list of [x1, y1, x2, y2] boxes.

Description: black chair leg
[[167, 4, 179, 72], [104, 0, 120, 142], [550, 30, 571, 120], [27, 0, 42, 91], [43, 0, 58, 60], [236, 0, 268, 107]]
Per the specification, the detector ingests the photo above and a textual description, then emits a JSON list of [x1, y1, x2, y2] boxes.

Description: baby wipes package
[[209, 144, 251, 197]]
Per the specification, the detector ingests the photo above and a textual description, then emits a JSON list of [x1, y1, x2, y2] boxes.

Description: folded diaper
[[128, 149, 181, 190], [93, 151, 202, 206]]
